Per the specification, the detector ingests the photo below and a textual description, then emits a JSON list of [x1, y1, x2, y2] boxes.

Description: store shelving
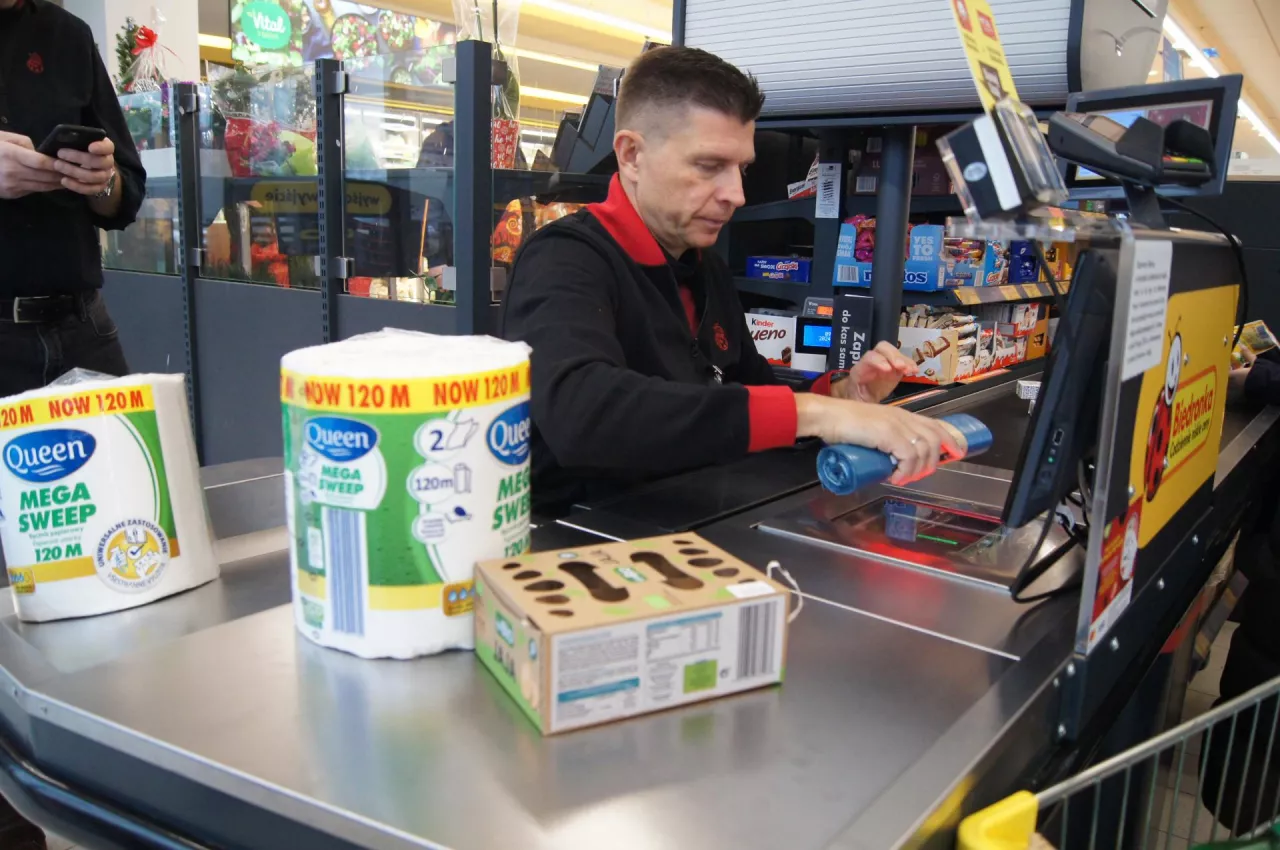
[[902, 280, 1071, 307], [736, 277, 1070, 308], [731, 194, 963, 225], [734, 276, 811, 303]]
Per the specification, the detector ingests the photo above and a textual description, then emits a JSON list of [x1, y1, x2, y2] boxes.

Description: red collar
[[587, 174, 667, 266]]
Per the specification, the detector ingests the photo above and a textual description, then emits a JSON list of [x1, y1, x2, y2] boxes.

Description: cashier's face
[[618, 106, 755, 256]]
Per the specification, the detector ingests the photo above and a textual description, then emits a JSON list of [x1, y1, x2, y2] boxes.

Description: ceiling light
[[1162, 16, 1280, 157], [521, 86, 590, 106], [199, 34, 233, 50], [507, 47, 599, 73], [523, 0, 672, 42]]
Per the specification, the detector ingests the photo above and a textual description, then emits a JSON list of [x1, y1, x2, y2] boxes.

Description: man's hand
[[796, 394, 962, 485], [832, 342, 917, 403], [52, 138, 116, 196], [0, 131, 63, 200]]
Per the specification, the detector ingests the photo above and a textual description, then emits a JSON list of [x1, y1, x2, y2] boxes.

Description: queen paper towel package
[[0, 372, 219, 622], [281, 329, 532, 659]]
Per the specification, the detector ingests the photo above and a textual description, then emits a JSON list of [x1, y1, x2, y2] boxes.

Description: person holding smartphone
[[0, 3, 145, 846], [0, 0, 146, 403]]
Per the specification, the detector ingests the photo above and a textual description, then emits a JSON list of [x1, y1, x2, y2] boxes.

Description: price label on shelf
[[816, 163, 842, 219]]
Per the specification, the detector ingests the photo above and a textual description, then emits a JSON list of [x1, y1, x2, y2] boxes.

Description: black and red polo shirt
[[500, 174, 832, 515]]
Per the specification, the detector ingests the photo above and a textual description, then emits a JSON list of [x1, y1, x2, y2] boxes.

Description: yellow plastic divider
[[957, 790, 1039, 850]]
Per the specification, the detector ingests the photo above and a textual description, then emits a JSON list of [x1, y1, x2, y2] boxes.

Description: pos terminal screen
[[1075, 100, 1214, 181]]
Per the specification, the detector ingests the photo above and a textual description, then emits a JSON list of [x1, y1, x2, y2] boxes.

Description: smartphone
[[37, 124, 107, 157]]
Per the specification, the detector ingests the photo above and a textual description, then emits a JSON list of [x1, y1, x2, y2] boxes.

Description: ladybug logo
[[713, 323, 729, 352], [26, 53, 43, 75], [1144, 329, 1182, 502]]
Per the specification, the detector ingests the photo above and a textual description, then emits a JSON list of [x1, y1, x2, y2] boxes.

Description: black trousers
[[0, 291, 128, 850], [0, 292, 130, 398]]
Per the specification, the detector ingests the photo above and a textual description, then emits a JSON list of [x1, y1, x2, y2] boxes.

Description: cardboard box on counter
[[898, 327, 961, 384], [475, 534, 789, 735]]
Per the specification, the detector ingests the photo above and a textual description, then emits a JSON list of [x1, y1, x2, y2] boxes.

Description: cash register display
[[832, 496, 1005, 565], [802, 324, 832, 349]]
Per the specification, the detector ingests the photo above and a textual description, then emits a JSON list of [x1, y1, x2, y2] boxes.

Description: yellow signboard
[[947, 0, 1022, 112], [250, 182, 393, 216]]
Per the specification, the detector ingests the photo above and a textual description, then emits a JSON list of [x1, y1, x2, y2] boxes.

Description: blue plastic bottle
[[817, 413, 993, 496]]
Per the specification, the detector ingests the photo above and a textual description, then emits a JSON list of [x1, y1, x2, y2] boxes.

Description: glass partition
[[342, 52, 456, 304], [201, 65, 320, 288], [102, 88, 180, 275]]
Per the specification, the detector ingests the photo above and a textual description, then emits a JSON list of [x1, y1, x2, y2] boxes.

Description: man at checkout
[[501, 46, 958, 515]]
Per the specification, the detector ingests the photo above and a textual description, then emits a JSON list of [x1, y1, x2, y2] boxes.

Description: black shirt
[[0, 0, 145, 297], [499, 175, 802, 515]]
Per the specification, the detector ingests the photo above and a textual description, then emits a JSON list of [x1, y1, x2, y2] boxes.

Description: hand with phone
[[51, 136, 117, 200], [0, 131, 63, 200]]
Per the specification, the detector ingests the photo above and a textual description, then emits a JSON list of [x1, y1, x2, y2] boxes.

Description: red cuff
[[747, 386, 798, 452], [809, 371, 841, 397]]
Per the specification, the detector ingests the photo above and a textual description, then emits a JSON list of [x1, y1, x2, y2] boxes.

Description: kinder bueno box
[[994, 324, 1025, 369], [999, 303, 1043, 336], [897, 327, 960, 385], [747, 256, 812, 283], [834, 222, 952, 291], [747, 313, 798, 367]]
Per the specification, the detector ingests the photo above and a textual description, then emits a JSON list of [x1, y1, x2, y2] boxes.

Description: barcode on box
[[837, 266, 862, 284], [737, 600, 779, 681], [323, 507, 366, 636], [856, 175, 878, 193]]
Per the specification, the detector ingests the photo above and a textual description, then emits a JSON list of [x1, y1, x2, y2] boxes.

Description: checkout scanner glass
[[835, 496, 1005, 564], [1063, 76, 1242, 198]]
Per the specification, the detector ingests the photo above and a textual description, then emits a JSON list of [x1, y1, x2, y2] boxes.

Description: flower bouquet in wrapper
[[453, 0, 523, 168], [117, 10, 179, 94], [209, 64, 318, 178]]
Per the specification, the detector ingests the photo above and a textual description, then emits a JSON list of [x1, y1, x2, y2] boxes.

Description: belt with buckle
[[1, 294, 86, 324]]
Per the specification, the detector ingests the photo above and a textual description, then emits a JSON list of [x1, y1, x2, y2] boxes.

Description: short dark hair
[[617, 46, 765, 131]]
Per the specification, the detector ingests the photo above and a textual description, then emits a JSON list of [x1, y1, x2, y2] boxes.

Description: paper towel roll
[[281, 329, 532, 660], [0, 373, 219, 622]]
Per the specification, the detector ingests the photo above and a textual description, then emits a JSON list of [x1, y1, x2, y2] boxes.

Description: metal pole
[[672, 0, 686, 45], [314, 58, 348, 342], [453, 39, 494, 336], [809, 130, 848, 302], [869, 125, 916, 347], [171, 82, 204, 460]]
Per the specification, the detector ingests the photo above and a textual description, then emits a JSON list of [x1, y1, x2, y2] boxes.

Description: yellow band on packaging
[[281, 363, 531, 414], [0, 385, 156, 431], [295, 571, 475, 615], [7, 538, 182, 590]]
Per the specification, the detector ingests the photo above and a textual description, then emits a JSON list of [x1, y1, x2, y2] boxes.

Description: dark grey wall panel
[[193, 281, 323, 465], [335, 295, 457, 339], [102, 271, 187, 376]]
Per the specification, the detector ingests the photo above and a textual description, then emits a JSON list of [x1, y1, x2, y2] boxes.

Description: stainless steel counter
[[0, 389, 1274, 850]]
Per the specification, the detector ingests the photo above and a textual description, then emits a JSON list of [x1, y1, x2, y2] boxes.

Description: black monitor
[[1062, 75, 1242, 200], [1002, 248, 1117, 529]]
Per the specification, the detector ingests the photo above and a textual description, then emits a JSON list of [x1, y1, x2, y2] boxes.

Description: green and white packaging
[[0, 372, 218, 622], [281, 330, 532, 659]]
